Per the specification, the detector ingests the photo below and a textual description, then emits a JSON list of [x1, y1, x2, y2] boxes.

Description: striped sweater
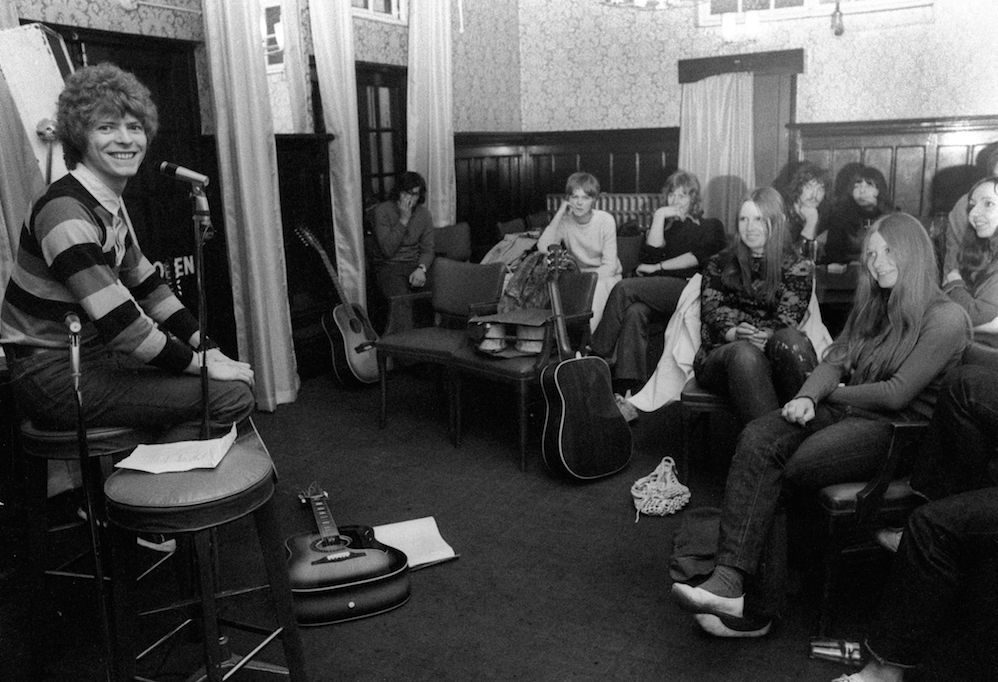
[[1, 167, 198, 372]]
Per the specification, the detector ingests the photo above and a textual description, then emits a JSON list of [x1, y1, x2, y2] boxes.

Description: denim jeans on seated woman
[[695, 327, 817, 425], [715, 403, 896, 618]]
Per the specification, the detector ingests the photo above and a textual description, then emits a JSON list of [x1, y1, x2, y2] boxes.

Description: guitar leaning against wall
[[294, 225, 379, 386], [540, 245, 632, 481]]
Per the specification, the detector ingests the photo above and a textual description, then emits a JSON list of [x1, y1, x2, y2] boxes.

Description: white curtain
[[203, 0, 298, 411], [281, 0, 309, 133], [309, 1, 367, 307], [407, 0, 456, 227], [678, 72, 755, 232]]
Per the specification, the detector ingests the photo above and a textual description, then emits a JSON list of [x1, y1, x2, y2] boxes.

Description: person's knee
[[213, 380, 256, 424], [727, 341, 769, 375], [767, 328, 813, 359], [622, 303, 651, 328]]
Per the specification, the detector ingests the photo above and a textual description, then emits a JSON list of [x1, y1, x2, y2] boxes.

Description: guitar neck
[[316, 251, 355, 316], [310, 496, 343, 543], [296, 226, 358, 323], [547, 274, 574, 361]]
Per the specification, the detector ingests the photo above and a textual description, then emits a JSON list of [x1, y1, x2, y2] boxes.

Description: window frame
[[351, 0, 408, 25], [262, 1, 285, 74], [355, 62, 408, 210], [697, 0, 933, 27]]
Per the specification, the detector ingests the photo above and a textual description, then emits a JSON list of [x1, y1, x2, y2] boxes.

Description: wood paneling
[[455, 128, 679, 257], [791, 116, 998, 219]]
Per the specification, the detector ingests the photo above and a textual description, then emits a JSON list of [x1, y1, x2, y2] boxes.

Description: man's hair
[[57, 62, 159, 169]]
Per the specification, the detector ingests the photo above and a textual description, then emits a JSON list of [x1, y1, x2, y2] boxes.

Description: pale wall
[[517, 0, 997, 130]]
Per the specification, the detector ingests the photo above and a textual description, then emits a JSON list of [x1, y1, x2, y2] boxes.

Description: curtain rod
[[119, 0, 202, 15]]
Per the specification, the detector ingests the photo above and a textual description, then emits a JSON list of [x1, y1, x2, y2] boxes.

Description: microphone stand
[[191, 184, 213, 439], [69, 318, 115, 682]]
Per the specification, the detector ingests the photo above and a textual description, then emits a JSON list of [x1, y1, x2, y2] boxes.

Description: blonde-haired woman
[[672, 212, 971, 637]]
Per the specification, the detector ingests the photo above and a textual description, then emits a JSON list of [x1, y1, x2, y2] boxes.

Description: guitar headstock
[[298, 481, 330, 505], [293, 223, 322, 253], [544, 244, 574, 279]]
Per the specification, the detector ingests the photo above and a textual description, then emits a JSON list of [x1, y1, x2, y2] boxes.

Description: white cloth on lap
[[627, 275, 832, 413]]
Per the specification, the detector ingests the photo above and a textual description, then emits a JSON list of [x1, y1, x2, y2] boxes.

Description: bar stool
[[20, 422, 165, 576], [104, 421, 307, 681], [17, 419, 162, 679]]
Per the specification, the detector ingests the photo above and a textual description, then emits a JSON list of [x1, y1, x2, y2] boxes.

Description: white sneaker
[[874, 527, 903, 553], [76, 507, 176, 554], [136, 535, 177, 554]]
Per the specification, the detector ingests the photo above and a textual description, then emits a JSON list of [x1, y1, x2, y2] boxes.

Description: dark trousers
[[8, 344, 255, 442], [716, 404, 895, 616], [590, 276, 688, 382], [911, 365, 998, 500], [695, 327, 817, 425], [866, 489, 998, 670]]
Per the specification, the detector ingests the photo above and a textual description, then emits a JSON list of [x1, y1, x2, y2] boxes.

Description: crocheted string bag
[[630, 456, 691, 522]]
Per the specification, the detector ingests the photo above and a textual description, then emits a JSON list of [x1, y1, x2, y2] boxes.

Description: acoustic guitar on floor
[[293, 224, 379, 386], [540, 245, 632, 481], [285, 483, 410, 625]]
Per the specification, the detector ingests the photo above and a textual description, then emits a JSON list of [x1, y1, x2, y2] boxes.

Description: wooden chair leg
[[679, 407, 694, 483], [517, 383, 529, 472], [450, 370, 462, 448]]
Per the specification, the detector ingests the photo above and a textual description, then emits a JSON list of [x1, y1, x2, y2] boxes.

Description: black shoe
[[46, 489, 85, 532], [695, 613, 772, 638]]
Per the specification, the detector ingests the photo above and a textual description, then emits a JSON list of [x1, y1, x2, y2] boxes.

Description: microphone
[[158, 161, 209, 187], [64, 312, 82, 334]]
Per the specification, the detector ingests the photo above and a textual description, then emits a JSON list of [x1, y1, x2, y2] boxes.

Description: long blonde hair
[[825, 212, 955, 383]]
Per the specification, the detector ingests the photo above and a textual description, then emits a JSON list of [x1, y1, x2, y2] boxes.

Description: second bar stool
[[104, 420, 308, 681]]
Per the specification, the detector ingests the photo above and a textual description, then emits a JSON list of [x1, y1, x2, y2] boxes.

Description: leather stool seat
[[104, 429, 275, 534], [21, 421, 155, 460]]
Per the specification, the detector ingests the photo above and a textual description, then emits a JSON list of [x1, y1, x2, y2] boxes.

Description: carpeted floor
[[0, 366, 990, 680]]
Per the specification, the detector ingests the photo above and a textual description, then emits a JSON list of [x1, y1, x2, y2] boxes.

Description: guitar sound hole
[[314, 536, 351, 553]]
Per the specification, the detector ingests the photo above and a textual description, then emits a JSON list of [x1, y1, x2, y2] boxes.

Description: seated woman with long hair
[[671, 212, 970, 638], [942, 175, 998, 346], [823, 164, 893, 264], [693, 187, 817, 426], [590, 170, 725, 394]]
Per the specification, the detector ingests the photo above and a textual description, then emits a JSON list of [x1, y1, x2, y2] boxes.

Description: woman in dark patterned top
[[590, 170, 725, 393], [693, 187, 816, 426], [672, 212, 970, 639]]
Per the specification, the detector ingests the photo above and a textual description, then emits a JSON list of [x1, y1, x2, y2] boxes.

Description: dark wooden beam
[[678, 49, 804, 83]]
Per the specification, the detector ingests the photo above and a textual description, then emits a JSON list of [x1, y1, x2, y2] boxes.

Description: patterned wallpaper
[[12, 0, 996, 133], [13, 0, 202, 41], [451, 0, 521, 132], [517, 0, 998, 130]]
